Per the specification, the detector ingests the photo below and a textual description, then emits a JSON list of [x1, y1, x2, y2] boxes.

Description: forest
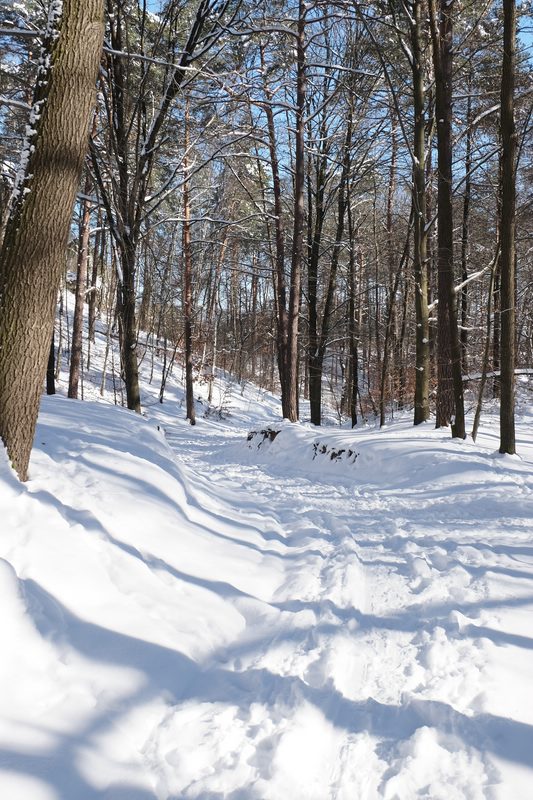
[[0, 0, 531, 480], [1, 3, 533, 798]]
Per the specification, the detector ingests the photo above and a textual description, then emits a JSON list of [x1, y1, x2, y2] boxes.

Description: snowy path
[[1, 391, 533, 799], [155, 412, 533, 799]]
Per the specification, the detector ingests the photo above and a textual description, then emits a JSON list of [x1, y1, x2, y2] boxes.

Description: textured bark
[[492, 256, 501, 398], [308, 102, 352, 427], [472, 257, 497, 442], [86, 209, 103, 369], [286, 0, 306, 422], [460, 88, 472, 374], [499, 0, 517, 454], [347, 201, 359, 428], [118, 238, 142, 413], [385, 113, 398, 403], [0, 0, 105, 480], [102, 5, 142, 414], [68, 179, 92, 399], [307, 134, 327, 426], [396, 277, 409, 409], [411, 0, 430, 425], [260, 45, 290, 418], [138, 234, 153, 335], [46, 333, 55, 396], [429, 0, 465, 438], [380, 213, 412, 427], [183, 101, 195, 425]]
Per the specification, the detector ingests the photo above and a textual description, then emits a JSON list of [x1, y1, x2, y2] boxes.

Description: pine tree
[[0, 0, 105, 480], [499, 0, 517, 454]]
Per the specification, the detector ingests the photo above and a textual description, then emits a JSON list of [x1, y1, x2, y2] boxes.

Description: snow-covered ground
[[1, 314, 533, 799]]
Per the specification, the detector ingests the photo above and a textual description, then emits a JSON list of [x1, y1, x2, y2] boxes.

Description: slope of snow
[[1, 315, 533, 798]]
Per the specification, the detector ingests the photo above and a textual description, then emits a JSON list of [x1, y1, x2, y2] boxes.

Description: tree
[[286, 0, 306, 422], [90, 0, 238, 414], [409, 0, 431, 425], [306, 37, 353, 427], [429, 0, 465, 438], [499, 0, 517, 454], [0, 0, 105, 480], [68, 172, 94, 399], [183, 97, 196, 425]]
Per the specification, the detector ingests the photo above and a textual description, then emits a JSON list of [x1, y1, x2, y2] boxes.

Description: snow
[[1, 311, 533, 798]]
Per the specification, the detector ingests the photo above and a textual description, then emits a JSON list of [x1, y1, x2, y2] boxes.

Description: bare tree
[[90, 0, 239, 413]]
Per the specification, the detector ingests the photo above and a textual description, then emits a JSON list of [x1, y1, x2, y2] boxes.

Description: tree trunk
[[307, 140, 327, 426], [308, 98, 352, 426], [411, 0, 430, 424], [183, 99, 195, 425], [347, 201, 359, 427], [460, 87, 472, 374], [287, 0, 306, 422], [472, 257, 497, 442], [386, 111, 398, 406], [429, 0, 465, 438], [396, 277, 409, 409], [117, 238, 142, 412], [499, 0, 517, 454], [493, 256, 501, 398], [260, 44, 290, 417], [68, 179, 92, 399], [87, 207, 102, 359], [380, 213, 412, 427], [46, 332, 56, 396], [138, 233, 153, 334], [0, 0, 104, 480]]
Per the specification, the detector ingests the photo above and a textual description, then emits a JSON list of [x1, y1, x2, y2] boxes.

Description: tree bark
[[460, 87, 472, 374], [347, 200, 359, 427], [0, 0, 104, 480], [307, 130, 327, 426], [286, 0, 306, 422], [46, 332, 56, 396], [380, 212, 412, 427], [117, 237, 142, 412], [183, 98, 195, 425], [411, 0, 430, 424], [86, 208, 102, 371], [499, 0, 517, 454], [68, 176, 92, 399], [260, 45, 290, 417], [429, 0, 465, 438], [308, 98, 352, 427]]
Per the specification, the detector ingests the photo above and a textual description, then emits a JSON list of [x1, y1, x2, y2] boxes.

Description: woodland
[[1, 4, 533, 796], [0, 0, 531, 477]]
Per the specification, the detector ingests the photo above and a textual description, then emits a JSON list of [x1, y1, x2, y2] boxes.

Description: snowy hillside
[[1, 321, 533, 799]]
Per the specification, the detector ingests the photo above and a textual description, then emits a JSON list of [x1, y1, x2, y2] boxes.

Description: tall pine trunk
[[499, 0, 517, 453], [0, 0, 104, 480], [429, 0, 465, 438], [68, 178, 92, 399], [307, 140, 327, 426], [287, 0, 307, 422], [411, 0, 430, 424], [183, 99, 195, 425], [260, 45, 290, 417], [460, 87, 472, 374], [117, 237, 142, 413]]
